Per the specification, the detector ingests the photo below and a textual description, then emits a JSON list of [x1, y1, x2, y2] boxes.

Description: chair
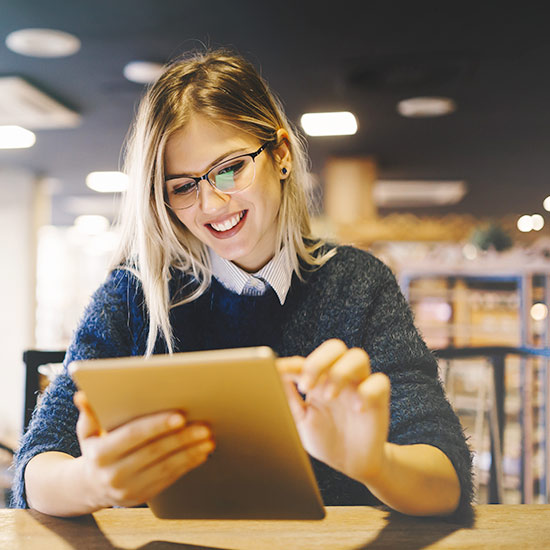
[[0, 350, 64, 506], [22, 350, 66, 432]]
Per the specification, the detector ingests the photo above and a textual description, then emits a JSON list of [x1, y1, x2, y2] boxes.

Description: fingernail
[[200, 440, 215, 453], [168, 413, 185, 428], [194, 426, 210, 439]]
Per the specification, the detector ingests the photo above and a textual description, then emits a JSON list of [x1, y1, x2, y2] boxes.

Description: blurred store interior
[[1, 1, 550, 506]]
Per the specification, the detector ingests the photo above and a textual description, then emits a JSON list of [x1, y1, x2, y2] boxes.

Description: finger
[[324, 348, 371, 399], [276, 356, 305, 381], [299, 339, 348, 392], [356, 372, 391, 412], [74, 391, 101, 440], [281, 379, 307, 424], [125, 439, 216, 505], [93, 410, 187, 466], [122, 423, 213, 473], [105, 438, 215, 507]]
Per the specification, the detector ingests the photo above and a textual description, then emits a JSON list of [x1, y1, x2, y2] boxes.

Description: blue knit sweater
[[11, 244, 473, 518]]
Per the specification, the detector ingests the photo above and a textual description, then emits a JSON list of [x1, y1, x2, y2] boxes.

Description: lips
[[205, 210, 247, 239]]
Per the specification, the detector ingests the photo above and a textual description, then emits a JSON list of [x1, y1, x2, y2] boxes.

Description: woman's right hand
[[74, 391, 215, 510]]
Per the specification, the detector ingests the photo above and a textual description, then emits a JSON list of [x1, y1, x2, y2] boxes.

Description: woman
[[12, 49, 472, 518]]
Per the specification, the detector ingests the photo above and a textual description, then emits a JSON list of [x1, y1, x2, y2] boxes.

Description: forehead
[[164, 115, 258, 175]]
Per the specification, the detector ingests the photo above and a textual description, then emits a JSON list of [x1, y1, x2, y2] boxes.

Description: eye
[[217, 159, 245, 177], [171, 180, 197, 196]]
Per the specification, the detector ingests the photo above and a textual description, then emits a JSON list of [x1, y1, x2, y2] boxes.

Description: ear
[[272, 128, 292, 179]]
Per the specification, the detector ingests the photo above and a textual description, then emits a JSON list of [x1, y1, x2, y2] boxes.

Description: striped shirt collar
[[208, 247, 293, 305]]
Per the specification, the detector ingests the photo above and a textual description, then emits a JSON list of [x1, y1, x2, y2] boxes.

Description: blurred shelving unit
[[395, 248, 550, 505]]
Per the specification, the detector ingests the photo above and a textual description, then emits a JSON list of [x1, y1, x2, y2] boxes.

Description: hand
[[74, 392, 215, 509], [277, 339, 390, 484]]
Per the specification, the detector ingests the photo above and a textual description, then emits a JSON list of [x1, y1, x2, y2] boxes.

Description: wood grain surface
[[1, 505, 549, 550]]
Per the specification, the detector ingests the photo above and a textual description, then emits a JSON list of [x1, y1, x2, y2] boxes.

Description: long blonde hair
[[114, 49, 334, 355]]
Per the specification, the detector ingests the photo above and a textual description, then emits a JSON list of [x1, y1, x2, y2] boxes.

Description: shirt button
[[251, 278, 265, 290]]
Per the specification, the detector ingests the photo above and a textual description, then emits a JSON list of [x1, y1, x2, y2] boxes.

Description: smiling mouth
[[206, 210, 247, 237], [209, 211, 245, 232]]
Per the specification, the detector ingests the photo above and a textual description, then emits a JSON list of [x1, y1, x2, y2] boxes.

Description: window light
[[74, 215, 110, 235]]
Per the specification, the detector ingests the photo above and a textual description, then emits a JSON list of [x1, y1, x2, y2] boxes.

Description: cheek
[[174, 207, 193, 226], [262, 176, 283, 214], [173, 210, 198, 235]]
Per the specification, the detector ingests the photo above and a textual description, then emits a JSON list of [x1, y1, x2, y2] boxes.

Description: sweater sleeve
[[362, 257, 473, 520], [9, 268, 145, 509]]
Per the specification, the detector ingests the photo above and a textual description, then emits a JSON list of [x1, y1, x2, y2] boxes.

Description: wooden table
[[1, 505, 549, 549]]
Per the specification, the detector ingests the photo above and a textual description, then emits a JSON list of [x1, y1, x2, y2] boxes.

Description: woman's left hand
[[277, 339, 391, 484]]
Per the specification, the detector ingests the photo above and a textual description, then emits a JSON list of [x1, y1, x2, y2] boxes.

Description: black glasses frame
[[165, 141, 269, 196]]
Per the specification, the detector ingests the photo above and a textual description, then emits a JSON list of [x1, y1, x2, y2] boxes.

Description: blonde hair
[[113, 49, 334, 355]]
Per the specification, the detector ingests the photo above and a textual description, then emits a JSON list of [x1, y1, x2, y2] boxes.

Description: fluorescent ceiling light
[[373, 180, 466, 207], [397, 97, 457, 118], [0, 77, 80, 129], [123, 61, 165, 84], [86, 171, 128, 193], [0, 125, 36, 149], [300, 112, 358, 136], [5, 28, 80, 58]]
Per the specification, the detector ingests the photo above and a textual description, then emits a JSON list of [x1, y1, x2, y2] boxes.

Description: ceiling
[[1, 1, 549, 225]]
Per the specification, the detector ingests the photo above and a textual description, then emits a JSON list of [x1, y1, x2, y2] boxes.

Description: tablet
[[69, 346, 325, 520]]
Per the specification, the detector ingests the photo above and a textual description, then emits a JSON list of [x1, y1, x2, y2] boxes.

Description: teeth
[[210, 211, 244, 232]]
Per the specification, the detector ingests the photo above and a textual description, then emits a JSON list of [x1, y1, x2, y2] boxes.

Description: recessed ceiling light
[[397, 97, 457, 118], [300, 112, 358, 136], [373, 180, 466, 207], [543, 196, 550, 211], [123, 61, 165, 84], [0, 125, 36, 149], [5, 28, 81, 58], [86, 171, 128, 193]]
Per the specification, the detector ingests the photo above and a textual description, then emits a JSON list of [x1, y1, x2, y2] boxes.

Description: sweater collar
[[208, 247, 292, 305]]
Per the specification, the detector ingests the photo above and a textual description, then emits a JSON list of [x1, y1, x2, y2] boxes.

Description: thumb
[[74, 391, 101, 440]]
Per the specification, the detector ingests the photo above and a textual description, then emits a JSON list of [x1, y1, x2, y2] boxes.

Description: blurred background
[[1, 1, 550, 506]]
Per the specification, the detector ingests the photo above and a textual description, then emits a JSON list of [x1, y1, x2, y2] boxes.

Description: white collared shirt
[[208, 247, 293, 305]]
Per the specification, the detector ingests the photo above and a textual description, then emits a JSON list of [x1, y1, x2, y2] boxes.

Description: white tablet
[[69, 346, 325, 519]]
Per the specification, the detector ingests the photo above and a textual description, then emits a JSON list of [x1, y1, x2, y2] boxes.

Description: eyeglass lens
[[167, 154, 255, 209]]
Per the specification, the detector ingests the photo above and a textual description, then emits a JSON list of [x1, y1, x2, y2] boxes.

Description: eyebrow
[[165, 148, 248, 181]]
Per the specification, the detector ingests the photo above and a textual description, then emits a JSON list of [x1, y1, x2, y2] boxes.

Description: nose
[[198, 178, 230, 213]]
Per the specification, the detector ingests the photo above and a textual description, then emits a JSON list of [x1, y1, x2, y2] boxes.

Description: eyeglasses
[[164, 142, 269, 210]]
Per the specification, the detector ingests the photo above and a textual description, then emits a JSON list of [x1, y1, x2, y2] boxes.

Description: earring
[[281, 167, 288, 176]]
